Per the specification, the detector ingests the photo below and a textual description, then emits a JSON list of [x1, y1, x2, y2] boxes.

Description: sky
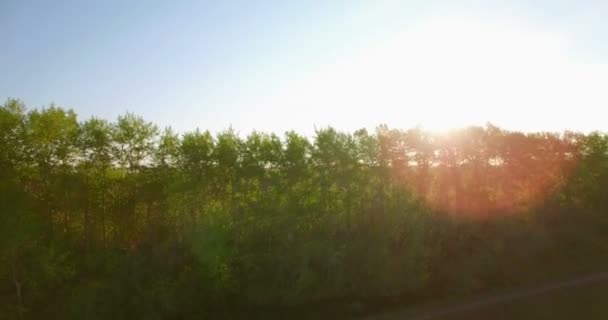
[[1, 0, 607, 135]]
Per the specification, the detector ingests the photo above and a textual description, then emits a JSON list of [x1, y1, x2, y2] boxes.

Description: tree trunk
[[101, 187, 107, 248], [84, 198, 90, 252], [64, 190, 69, 237], [11, 255, 24, 320]]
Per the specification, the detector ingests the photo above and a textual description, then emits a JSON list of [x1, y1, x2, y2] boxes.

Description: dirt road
[[364, 272, 608, 320]]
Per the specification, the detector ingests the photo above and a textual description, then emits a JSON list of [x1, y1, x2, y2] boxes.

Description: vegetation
[[1, 98, 608, 319]]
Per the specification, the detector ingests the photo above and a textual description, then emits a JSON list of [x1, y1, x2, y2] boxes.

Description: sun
[[347, 15, 568, 132], [256, 13, 605, 134]]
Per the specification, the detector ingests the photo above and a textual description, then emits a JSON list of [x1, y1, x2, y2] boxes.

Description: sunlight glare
[[261, 14, 608, 133]]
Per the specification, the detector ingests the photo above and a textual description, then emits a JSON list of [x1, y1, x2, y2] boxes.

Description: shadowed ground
[[364, 272, 608, 320]]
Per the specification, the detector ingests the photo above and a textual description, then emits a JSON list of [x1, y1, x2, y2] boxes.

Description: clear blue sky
[[2, 1, 607, 134]]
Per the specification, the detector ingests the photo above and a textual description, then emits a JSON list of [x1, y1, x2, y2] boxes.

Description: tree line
[[1, 98, 608, 319]]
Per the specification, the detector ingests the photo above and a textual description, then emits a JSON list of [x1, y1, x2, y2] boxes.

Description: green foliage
[[1, 98, 608, 319]]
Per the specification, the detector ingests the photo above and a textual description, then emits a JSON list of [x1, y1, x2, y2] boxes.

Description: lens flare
[[381, 126, 579, 216]]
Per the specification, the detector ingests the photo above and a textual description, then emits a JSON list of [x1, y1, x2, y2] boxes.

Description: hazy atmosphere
[[2, 0, 608, 133], [2, 1, 608, 320]]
